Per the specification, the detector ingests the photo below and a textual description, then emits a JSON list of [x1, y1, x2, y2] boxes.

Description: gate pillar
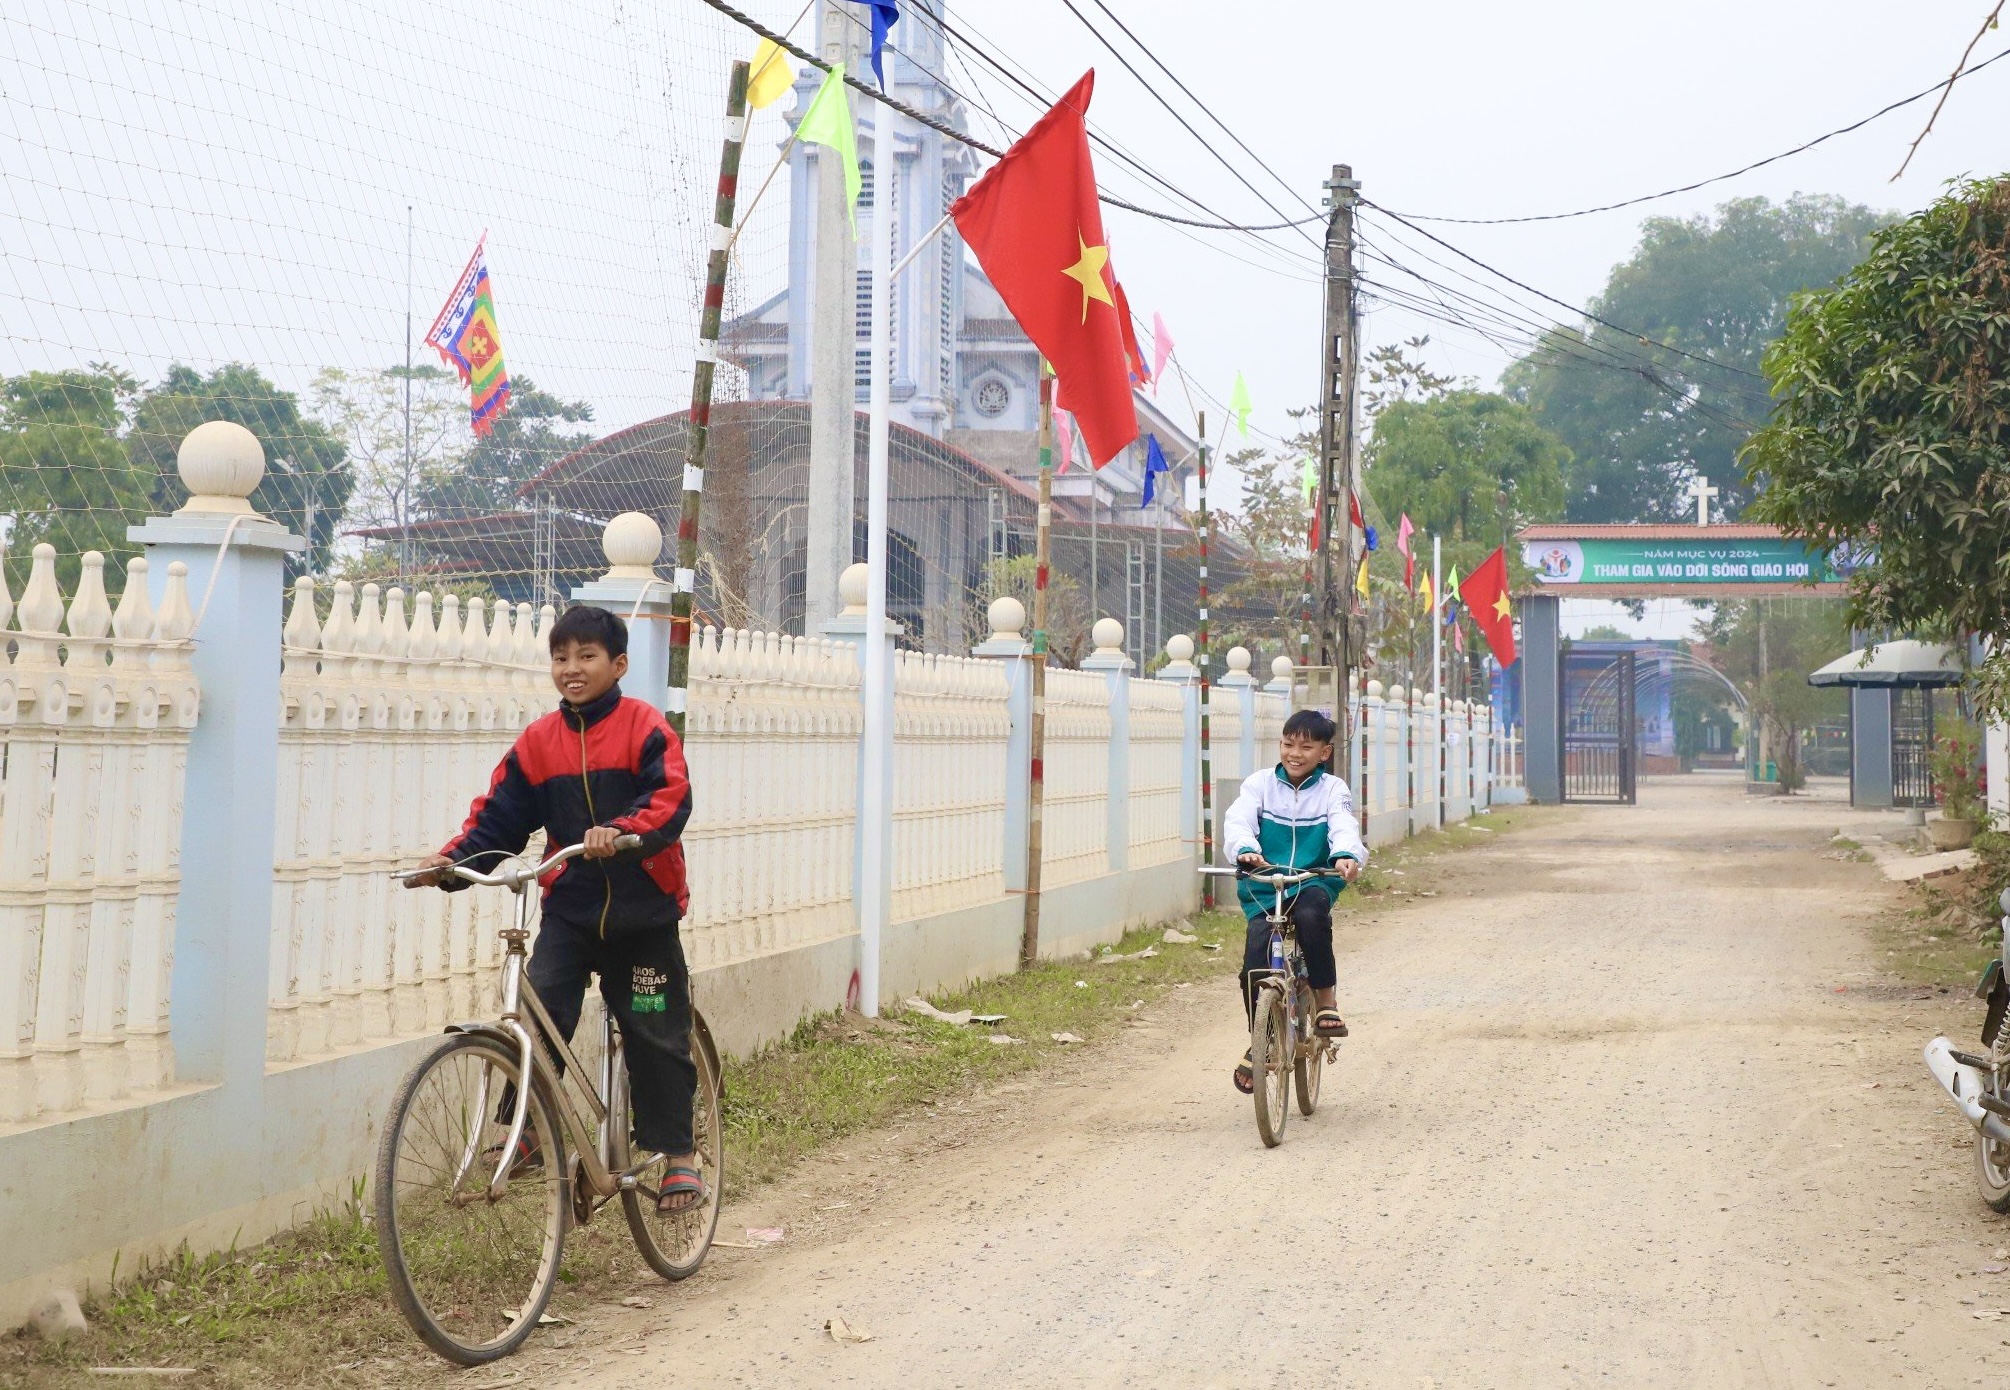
[[1521, 594, 1562, 804]]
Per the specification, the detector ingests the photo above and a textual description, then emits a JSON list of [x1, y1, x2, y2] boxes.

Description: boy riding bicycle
[[1221, 709, 1366, 1094], [406, 605, 703, 1214]]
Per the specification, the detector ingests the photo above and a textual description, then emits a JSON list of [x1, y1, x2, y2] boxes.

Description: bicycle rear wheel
[[620, 1024, 724, 1280], [1251, 987, 1290, 1148], [375, 1032, 567, 1366]]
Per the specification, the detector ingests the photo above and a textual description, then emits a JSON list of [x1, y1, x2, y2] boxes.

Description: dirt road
[[531, 775, 2010, 1388]]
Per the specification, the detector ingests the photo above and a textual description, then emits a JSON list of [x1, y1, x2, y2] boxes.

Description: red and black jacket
[[438, 685, 693, 938]]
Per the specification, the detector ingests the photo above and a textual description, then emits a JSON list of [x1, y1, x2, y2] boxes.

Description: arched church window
[[974, 379, 1010, 417]]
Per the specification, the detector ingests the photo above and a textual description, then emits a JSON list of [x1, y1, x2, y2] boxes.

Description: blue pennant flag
[[1363, 523, 1379, 552], [1142, 433, 1169, 507], [852, 0, 900, 88]]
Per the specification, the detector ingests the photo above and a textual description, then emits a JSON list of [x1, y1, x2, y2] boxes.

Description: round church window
[[975, 379, 1010, 417]]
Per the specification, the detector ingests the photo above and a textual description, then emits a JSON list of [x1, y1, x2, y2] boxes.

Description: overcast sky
[[6, 0, 2008, 605]]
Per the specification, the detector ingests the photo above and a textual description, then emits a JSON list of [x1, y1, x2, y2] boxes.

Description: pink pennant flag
[[1151, 313, 1174, 396], [1054, 407, 1076, 475]]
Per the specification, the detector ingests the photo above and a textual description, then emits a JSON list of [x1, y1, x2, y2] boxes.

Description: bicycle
[[375, 836, 724, 1365], [1201, 862, 1344, 1148]]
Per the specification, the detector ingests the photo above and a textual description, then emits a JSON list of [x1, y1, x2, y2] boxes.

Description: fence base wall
[[0, 1035, 430, 1329]]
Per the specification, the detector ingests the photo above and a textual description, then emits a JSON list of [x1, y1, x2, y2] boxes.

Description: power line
[[1050, 0, 1319, 249], [1386, 45, 2010, 225], [690, 0, 1322, 234], [1080, 0, 1322, 222], [1361, 201, 1770, 382]]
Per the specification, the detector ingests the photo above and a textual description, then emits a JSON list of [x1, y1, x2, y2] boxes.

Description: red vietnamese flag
[[1458, 545, 1517, 666], [951, 72, 1138, 466]]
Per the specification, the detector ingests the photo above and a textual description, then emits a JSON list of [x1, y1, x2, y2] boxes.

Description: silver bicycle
[[1202, 863, 1343, 1147], [376, 837, 724, 1365]]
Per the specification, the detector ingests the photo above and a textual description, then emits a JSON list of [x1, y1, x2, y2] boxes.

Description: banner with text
[[1522, 537, 1838, 587]]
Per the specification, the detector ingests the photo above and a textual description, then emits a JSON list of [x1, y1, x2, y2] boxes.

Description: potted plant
[[1929, 719, 1986, 850]]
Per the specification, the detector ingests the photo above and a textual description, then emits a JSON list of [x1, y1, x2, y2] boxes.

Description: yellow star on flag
[[1061, 233, 1114, 323], [1493, 592, 1512, 621]]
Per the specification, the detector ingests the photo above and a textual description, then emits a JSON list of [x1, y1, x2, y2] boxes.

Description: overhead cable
[[1387, 46, 2010, 225], [690, 0, 1322, 233]]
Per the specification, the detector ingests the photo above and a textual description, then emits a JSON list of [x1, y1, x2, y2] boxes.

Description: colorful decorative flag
[[796, 65, 861, 223], [1454, 619, 1465, 654], [1151, 312, 1174, 395], [426, 237, 512, 436], [1054, 406, 1076, 475], [1459, 544, 1517, 665], [1302, 459, 1318, 501], [1228, 371, 1253, 439], [1419, 570, 1435, 618], [851, 0, 899, 89], [1396, 513, 1416, 590], [1113, 279, 1149, 388], [1142, 433, 1169, 507], [1444, 566, 1461, 625], [950, 72, 1138, 467], [1355, 555, 1371, 600], [748, 38, 795, 109]]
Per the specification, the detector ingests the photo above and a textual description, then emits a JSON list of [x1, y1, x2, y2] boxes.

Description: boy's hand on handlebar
[[582, 826, 623, 859], [1236, 852, 1265, 869], [404, 853, 452, 889], [1332, 857, 1362, 882]]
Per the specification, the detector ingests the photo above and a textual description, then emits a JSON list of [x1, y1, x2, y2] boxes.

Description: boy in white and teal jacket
[[1221, 709, 1367, 1093]]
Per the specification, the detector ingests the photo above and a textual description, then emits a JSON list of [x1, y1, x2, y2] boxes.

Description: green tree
[[311, 364, 467, 538], [1217, 441, 1310, 658], [1695, 598, 1850, 793], [1506, 195, 1888, 522], [415, 379, 593, 519], [1741, 176, 2010, 715], [128, 363, 351, 575], [0, 366, 149, 592], [1362, 387, 1568, 579]]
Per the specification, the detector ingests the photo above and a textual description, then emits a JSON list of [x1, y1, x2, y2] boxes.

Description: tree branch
[[1893, 1, 2006, 181]]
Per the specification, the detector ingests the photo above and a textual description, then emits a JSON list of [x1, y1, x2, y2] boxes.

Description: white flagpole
[[1432, 532, 1444, 828], [859, 107, 899, 1019]]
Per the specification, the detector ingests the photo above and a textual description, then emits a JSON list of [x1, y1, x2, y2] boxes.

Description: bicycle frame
[[419, 841, 653, 1208]]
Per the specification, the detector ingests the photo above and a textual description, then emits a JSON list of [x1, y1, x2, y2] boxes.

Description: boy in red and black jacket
[[408, 605, 703, 1212]]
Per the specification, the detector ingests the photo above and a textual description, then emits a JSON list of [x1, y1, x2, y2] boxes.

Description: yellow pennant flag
[[748, 38, 795, 110], [1419, 571, 1435, 615], [1355, 556, 1370, 600]]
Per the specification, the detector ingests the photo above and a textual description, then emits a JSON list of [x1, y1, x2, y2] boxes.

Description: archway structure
[[1515, 523, 1844, 804]]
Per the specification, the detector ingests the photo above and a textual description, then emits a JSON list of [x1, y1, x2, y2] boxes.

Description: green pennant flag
[[1300, 457, 1317, 500], [796, 64, 861, 224], [1229, 371, 1253, 439]]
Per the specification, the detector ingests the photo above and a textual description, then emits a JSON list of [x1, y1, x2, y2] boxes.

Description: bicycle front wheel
[[375, 1032, 568, 1366], [621, 1024, 725, 1280], [1251, 987, 1291, 1148]]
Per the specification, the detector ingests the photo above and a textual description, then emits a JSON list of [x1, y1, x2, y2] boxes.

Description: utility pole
[[806, 1, 861, 630], [1314, 163, 1361, 673]]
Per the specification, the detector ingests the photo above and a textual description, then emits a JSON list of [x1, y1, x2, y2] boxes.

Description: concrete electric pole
[[805, 1, 861, 631], [1315, 163, 1361, 673]]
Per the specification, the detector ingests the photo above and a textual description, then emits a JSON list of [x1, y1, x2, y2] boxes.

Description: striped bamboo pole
[[1197, 410, 1214, 910], [1020, 369, 1055, 969], [667, 61, 750, 738]]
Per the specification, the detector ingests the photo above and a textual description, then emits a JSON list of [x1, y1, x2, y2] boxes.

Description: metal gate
[[1561, 649, 1637, 804], [1892, 686, 1937, 808]]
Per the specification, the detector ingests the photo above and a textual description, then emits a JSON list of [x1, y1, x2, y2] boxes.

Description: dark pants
[[527, 917, 696, 1156], [1240, 884, 1336, 1024]]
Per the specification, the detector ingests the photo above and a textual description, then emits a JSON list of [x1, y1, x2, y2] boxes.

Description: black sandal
[[1232, 1050, 1254, 1095], [1314, 1008, 1349, 1038]]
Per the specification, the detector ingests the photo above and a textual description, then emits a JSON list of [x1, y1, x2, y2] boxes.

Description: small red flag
[[1349, 491, 1366, 533], [1458, 545, 1517, 666], [951, 72, 1138, 467], [1114, 279, 1149, 388]]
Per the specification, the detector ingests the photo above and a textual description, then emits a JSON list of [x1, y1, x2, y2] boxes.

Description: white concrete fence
[[0, 423, 1512, 1321]]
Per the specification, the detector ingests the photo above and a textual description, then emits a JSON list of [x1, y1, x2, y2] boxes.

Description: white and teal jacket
[[1222, 764, 1368, 920]]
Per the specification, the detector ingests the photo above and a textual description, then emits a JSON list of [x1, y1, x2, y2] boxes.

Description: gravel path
[[519, 774, 2010, 1388]]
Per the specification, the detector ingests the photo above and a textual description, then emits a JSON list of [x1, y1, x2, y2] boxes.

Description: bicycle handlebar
[[400, 834, 644, 889], [1197, 862, 1350, 887]]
